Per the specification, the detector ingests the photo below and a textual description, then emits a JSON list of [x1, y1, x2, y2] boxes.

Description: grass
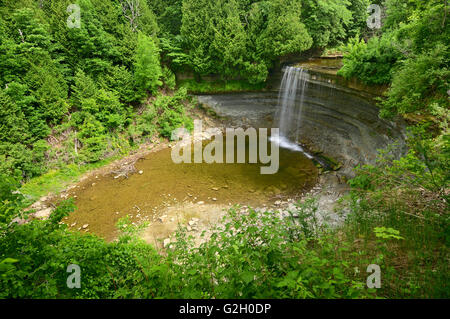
[[20, 157, 120, 205], [339, 191, 449, 298], [178, 79, 266, 94]]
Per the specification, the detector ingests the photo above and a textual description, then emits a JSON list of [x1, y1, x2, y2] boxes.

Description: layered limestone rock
[[197, 67, 406, 177]]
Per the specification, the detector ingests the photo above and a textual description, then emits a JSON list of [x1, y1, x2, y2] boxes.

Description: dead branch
[[18, 29, 24, 43], [120, 0, 141, 32]]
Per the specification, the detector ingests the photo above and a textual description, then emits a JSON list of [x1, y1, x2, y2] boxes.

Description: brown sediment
[[56, 132, 318, 242]]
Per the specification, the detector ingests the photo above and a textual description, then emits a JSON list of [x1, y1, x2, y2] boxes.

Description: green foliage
[[149, 0, 183, 35], [301, 0, 353, 48], [0, 0, 377, 179], [178, 79, 266, 94], [0, 0, 447, 300], [340, 7, 449, 296], [339, 0, 449, 119], [338, 35, 403, 85], [373, 227, 404, 240], [134, 32, 163, 96], [129, 88, 192, 141], [180, 0, 246, 76], [0, 88, 48, 179], [346, 128, 449, 297], [0, 0, 197, 179], [0, 174, 25, 230], [380, 45, 449, 117], [2, 166, 448, 298], [346, 0, 370, 38], [168, 207, 368, 299], [0, 190, 372, 299], [178, 0, 363, 83], [98, 65, 139, 104], [162, 67, 176, 90], [254, 0, 313, 57], [0, 89, 30, 145], [351, 127, 449, 196], [77, 114, 107, 163]]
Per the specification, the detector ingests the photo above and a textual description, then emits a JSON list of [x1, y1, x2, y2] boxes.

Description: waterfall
[[271, 66, 312, 157]]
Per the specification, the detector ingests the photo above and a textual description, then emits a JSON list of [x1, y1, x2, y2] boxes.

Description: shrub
[[134, 33, 163, 96], [380, 45, 450, 118], [338, 35, 403, 85]]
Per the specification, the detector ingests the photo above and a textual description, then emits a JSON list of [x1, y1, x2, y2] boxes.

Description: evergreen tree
[[134, 32, 162, 96]]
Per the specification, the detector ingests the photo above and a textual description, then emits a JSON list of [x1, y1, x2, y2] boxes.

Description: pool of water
[[64, 135, 318, 241]]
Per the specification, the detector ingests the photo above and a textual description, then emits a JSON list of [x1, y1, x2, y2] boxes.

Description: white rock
[[31, 201, 44, 210], [163, 238, 171, 248], [82, 224, 89, 229], [11, 217, 26, 225], [34, 208, 52, 219]]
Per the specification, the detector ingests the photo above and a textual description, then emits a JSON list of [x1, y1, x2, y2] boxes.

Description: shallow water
[[65, 135, 318, 241]]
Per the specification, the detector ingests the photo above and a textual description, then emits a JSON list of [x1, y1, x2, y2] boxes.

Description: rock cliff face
[[197, 66, 406, 177]]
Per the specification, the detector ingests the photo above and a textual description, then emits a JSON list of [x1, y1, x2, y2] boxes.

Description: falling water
[[271, 66, 312, 157]]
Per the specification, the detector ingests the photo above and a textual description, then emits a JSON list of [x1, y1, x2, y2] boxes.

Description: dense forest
[[0, 0, 448, 299], [0, 0, 372, 180]]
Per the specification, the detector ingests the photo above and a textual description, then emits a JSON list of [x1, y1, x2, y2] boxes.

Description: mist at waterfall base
[[270, 66, 314, 160]]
